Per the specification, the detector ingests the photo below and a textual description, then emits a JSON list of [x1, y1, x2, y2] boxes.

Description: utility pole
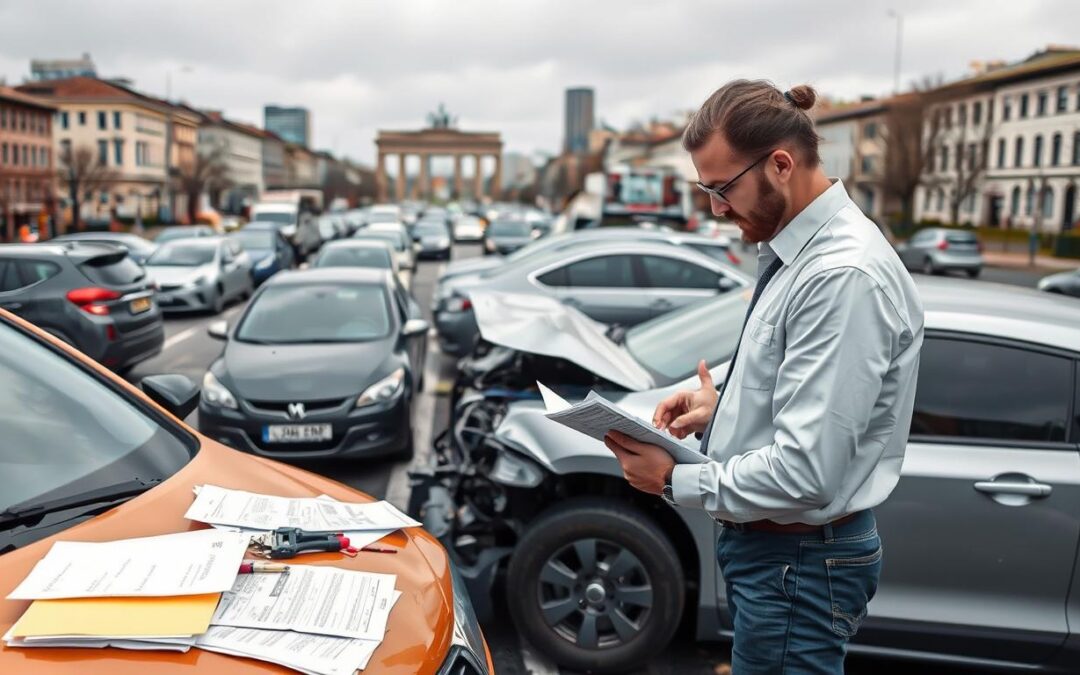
[[888, 10, 903, 94]]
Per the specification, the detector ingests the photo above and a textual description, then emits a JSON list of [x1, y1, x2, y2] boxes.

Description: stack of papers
[[3, 529, 250, 651], [185, 484, 421, 551]]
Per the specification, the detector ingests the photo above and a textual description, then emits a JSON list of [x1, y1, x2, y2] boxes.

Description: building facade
[[815, 100, 890, 221], [30, 54, 97, 81], [197, 112, 264, 213], [260, 130, 287, 191], [0, 87, 56, 241], [564, 88, 595, 154], [264, 105, 310, 146], [284, 143, 318, 189]]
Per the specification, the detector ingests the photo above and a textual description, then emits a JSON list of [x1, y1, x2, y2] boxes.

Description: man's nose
[[710, 196, 730, 218]]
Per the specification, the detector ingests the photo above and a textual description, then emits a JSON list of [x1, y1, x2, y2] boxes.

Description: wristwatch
[[661, 481, 676, 506]]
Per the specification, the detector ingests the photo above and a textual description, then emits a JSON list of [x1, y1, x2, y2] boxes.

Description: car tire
[[966, 268, 980, 279], [506, 498, 685, 674], [211, 287, 225, 314], [921, 257, 937, 275]]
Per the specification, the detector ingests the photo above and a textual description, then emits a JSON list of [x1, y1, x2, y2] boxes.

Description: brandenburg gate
[[374, 105, 503, 203]]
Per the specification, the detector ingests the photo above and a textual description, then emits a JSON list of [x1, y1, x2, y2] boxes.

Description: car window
[[17, 260, 62, 287], [640, 255, 719, 290], [540, 255, 635, 288], [147, 243, 217, 267], [79, 253, 145, 286], [945, 232, 978, 244], [315, 247, 393, 269], [685, 243, 731, 264], [236, 284, 391, 344], [910, 337, 1073, 443], [0, 259, 25, 292], [0, 320, 192, 544]]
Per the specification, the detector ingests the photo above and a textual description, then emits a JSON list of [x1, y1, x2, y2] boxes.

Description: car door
[[219, 243, 240, 298], [228, 240, 251, 289], [0, 258, 30, 319], [637, 254, 723, 318], [393, 277, 425, 388], [867, 333, 1080, 664], [533, 254, 649, 326]]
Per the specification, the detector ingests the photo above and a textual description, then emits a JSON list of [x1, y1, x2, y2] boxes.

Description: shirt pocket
[[739, 317, 779, 391]]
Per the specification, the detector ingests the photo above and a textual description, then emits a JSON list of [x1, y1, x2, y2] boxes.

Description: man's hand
[[605, 431, 675, 496], [652, 359, 719, 439]]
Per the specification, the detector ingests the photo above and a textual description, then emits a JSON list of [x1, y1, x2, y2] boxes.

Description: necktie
[[698, 256, 785, 452]]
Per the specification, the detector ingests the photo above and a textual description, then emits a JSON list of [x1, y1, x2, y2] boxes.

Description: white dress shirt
[[671, 180, 925, 525]]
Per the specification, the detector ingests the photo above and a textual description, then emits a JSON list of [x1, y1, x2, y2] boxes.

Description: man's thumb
[[697, 360, 714, 388]]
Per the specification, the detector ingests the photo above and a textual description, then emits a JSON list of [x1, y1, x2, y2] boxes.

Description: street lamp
[[887, 10, 903, 94]]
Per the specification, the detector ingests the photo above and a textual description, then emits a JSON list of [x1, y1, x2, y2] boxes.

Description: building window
[[97, 139, 108, 166], [957, 103, 967, 126], [1, 143, 6, 165], [944, 107, 952, 128], [1025, 184, 1035, 215], [997, 138, 1006, 168], [59, 139, 71, 161], [78, 111, 86, 126], [965, 191, 977, 213], [940, 145, 949, 172], [18, 111, 25, 131], [863, 122, 877, 139], [1037, 91, 1048, 116], [1033, 135, 1044, 167], [97, 111, 107, 130], [1010, 186, 1021, 216], [1014, 136, 1024, 168], [955, 142, 963, 171], [968, 142, 978, 170], [1042, 187, 1055, 219], [113, 111, 122, 130], [936, 188, 945, 212], [1052, 133, 1062, 166], [923, 187, 932, 212], [973, 101, 983, 125], [1057, 86, 1068, 113], [113, 139, 124, 166], [861, 156, 875, 173], [136, 141, 148, 167], [1074, 131, 1080, 166], [1002, 96, 1012, 121], [60, 111, 69, 129], [0, 107, 5, 129], [1020, 93, 1029, 118]]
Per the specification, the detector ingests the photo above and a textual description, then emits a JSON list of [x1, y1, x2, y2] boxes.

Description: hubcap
[[536, 537, 654, 649]]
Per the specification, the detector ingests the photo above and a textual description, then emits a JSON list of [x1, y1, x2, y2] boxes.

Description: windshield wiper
[[236, 337, 277, 345], [0, 478, 161, 528]]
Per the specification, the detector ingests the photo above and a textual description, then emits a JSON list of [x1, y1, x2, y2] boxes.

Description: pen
[[360, 546, 398, 554], [239, 561, 291, 574]]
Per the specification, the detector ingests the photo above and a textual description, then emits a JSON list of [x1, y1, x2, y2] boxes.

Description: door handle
[[974, 480, 1052, 498]]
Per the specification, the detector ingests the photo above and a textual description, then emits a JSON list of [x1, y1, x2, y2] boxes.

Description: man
[[604, 80, 924, 674]]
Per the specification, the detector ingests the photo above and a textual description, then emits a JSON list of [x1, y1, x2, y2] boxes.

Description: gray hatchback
[[896, 227, 983, 277]]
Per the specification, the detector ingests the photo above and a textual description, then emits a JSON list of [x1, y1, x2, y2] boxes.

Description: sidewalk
[[981, 249, 1078, 272]]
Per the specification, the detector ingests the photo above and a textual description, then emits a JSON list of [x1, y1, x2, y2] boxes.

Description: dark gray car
[[0, 243, 163, 372], [50, 232, 158, 265]]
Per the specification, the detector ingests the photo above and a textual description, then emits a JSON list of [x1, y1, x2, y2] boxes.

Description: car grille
[[245, 397, 351, 414], [158, 283, 183, 291]]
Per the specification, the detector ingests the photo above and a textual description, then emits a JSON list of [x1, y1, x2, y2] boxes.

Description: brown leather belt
[[719, 512, 859, 534]]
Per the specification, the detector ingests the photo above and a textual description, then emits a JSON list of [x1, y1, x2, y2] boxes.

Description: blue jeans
[[717, 510, 881, 674]]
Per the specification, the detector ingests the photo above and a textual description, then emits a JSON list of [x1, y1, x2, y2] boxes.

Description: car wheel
[[211, 287, 225, 314], [506, 498, 685, 673], [921, 257, 937, 275], [966, 268, 980, 279]]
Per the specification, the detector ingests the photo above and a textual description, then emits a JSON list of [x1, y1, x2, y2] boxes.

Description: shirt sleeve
[[671, 266, 903, 519]]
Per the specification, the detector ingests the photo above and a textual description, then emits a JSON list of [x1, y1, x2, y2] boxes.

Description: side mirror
[[718, 277, 739, 292], [141, 374, 200, 419], [403, 318, 430, 337], [207, 320, 229, 340]]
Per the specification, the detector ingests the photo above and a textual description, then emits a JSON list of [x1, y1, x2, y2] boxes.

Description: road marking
[[519, 636, 560, 675], [163, 326, 199, 351]]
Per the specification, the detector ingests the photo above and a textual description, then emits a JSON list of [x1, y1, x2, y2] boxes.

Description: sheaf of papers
[[2, 628, 197, 652], [6, 529, 250, 600], [185, 484, 420, 533], [8, 593, 220, 638], [538, 382, 708, 465], [211, 565, 398, 642]]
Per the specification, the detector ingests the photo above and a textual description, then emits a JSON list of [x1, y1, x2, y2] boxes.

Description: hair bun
[[786, 85, 817, 111]]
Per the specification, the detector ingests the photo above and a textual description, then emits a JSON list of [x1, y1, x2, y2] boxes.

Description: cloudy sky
[[1, 0, 1076, 168]]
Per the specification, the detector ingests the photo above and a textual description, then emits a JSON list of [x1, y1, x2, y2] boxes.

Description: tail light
[[67, 287, 121, 316], [726, 249, 742, 266], [937, 240, 949, 251]]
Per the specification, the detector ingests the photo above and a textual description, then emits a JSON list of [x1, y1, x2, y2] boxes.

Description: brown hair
[[682, 80, 822, 166]]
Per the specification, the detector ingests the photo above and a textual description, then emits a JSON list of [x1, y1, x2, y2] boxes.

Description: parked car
[[414, 221, 452, 260], [0, 307, 493, 674], [228, 223, 296, 285], [1037, 266, 1080, 297], [358, 223, 417, 271], [0, 242, 163, 372], [311, 238, 410, 289], [249, 202, 321, 260], [413, 278, 1080, 673], [153, 224, 216, 245], [453, 215, 486, 242], [145, 237, 253, 314], [433, 240, 749, 356], [198, 268, 429, 461], [50, 232, 158, 266], [896, 227, 983, 277], [482, 218, 534, 256], [316, 215, 344, 244]]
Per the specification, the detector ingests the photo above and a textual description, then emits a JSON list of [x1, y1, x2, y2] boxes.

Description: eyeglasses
[[695, 151, 774, 204]]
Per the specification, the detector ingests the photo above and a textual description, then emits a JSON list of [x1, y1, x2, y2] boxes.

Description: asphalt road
[[125, 243, 1028, 675]]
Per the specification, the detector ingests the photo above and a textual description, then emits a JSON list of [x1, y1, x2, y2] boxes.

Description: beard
[[730, 172, 787, 244]]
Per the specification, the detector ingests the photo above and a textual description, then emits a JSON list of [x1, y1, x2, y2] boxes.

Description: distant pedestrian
[[605, 80, 925, 674]]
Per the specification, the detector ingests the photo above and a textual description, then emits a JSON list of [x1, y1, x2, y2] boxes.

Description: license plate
[[263, 424, 332, 443], [130, 297, 152, 314]]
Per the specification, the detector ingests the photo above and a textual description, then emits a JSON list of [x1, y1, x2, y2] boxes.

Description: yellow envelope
[[11, 593, 221, 637]]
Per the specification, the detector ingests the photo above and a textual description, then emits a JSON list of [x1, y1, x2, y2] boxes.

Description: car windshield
[[357, 233, 405, 251], [237, 284, 391, 343], [147, 242, 217, 266], [252, 211, 295, 225], [489, 220, 531, 237], [367, 212, 399, 224], [624, 291, 748, 384], [0, 319, 193, 548], [415, 222, 447, 235], [315, 246, 393, 269], [230, 231, 275, 250], [155, 228, 203, 243]]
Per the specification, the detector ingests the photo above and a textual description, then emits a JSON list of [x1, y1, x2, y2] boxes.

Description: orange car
[[0, 308, 494, 674]]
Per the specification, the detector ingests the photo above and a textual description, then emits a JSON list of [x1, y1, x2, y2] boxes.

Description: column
[[491, 153, 503, 200], [453, 153, 463, 199], [375, 152, 387, 203], [473, 154, 483, 200], [417, 153, 429, 201], [396, 153, 407, 202]]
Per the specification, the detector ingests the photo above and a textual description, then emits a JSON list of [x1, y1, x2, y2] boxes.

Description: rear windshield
[[251, 211, 296, 225], [315, 247, 393, 269], [488, 220, 531, 237], [356, 232, 404, 251], [945, 232, 978, 244], [80, 254, 146, 286], [231, 231, 275, 250], [147, 243, 217, 267]]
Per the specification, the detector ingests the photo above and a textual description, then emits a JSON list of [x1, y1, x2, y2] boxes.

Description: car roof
[[324, 238, 395, 249], [241, 221, 285, 230], [518, 237, 747, 273], [265, 267, 393, 287]]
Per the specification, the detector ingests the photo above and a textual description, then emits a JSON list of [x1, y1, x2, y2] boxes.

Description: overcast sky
[[1, 0, 1077, 167]]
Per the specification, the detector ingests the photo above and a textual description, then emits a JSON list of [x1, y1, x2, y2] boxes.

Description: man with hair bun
[[604, 80, 924, 673]]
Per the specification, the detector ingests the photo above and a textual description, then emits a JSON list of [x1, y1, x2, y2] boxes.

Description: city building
[[259, 129, 287, 191], [815, 98, 892, 221], [197, 111, 265, 213], [30, 53, 97, 81], [915, 47, 1080, 232], [564, 87, 595, 154], [264, 105, 310, 146], [0, 87, 56, 241], [17, 76, 201, 225], [284, 143, 318, 189]]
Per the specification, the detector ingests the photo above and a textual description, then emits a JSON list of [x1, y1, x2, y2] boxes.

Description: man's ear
[[770, 149, 796, 185]]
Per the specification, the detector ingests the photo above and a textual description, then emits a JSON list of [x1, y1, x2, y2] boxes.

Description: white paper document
[[211, 565, 398, 641], [539, 383, 708, 465], [3, 627, 197, 652], [197, 626, 381, 675], [6, 529, 250, 600], [186, 485, 420, 533]]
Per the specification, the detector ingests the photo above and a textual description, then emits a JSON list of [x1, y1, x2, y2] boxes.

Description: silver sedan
[[896, 227, 983, 277], [146, 237, 253, 314]]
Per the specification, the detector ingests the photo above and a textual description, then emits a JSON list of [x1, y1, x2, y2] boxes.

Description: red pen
[[239, 561, 290, 574]]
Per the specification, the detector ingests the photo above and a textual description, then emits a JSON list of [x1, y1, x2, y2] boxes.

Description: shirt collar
[[766, 179, 851, 266]]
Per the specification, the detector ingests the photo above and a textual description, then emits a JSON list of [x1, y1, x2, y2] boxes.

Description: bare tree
[[58, 145, 120, 233], [882, 91, 942, 229], [178, 147, 230, 225], [945, 116, 994, 226]]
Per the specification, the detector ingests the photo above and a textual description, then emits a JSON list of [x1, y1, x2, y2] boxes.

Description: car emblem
[[287, 402, 306, 420]]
